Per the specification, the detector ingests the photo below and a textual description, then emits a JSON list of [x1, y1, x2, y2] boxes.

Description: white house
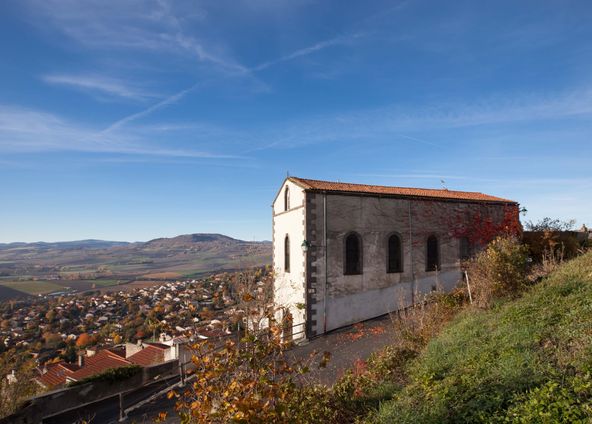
[[272, 177, 519, 341]]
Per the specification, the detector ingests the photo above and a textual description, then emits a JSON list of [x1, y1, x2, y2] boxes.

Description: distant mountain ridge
[[0, 233, 267, 251], [145, 233, 254, 247], [0, 233, 271, 288]]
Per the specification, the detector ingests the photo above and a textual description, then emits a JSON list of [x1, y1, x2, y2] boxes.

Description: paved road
[[289, 314, 398, 386], [126, 315, 398, 423]]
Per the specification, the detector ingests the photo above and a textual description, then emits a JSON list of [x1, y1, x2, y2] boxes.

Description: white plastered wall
[[272, 179, 307, 340]]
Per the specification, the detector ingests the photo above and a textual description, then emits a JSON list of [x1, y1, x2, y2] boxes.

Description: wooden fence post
[[464, 271, 473, 304]]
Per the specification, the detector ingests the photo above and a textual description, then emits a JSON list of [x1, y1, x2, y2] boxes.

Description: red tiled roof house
[[35, 343, 175, 389]]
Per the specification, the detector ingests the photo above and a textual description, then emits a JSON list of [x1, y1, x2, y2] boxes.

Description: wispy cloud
[[0, 105, 239, 159], [102, 32, 364, 130], [102, 82, 204, 133], [42, 74, 159, 101], [252, 32, 365, 72], [26, 0, 245, 74], [254, 87, 592, 149], [24, 0, 387, 131]]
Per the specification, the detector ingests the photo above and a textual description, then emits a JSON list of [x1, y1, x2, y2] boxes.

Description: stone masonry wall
[[305, 193, 514, 335]]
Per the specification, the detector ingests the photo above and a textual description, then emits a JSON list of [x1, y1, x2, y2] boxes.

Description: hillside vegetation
[[369, 250, 592, 423], [160, 238, 592, 423]]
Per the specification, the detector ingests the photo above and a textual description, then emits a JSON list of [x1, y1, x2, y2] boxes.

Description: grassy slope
[[372, 252, 592, 423]]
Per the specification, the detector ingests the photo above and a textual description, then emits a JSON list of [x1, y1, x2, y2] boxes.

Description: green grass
[[0, 280, 65, 295], [369, 252, 592, 423]]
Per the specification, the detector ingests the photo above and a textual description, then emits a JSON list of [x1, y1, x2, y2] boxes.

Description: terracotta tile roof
[[68, 349, 132, 381], [104, 346, 127, 359], [36, 362, 79, 389], [145, 342, 170, 350], [289, 177, 516, 204], [127, 344, 166, 367]]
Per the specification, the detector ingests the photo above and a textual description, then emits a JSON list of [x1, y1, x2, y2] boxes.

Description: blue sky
[[1, 0, 591, 243]]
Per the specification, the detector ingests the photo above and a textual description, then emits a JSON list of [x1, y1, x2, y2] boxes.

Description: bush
[[466, 236, 529, 308], [500, 373, 592, 423], [0, 351, 39, 418], [394, 290, 467, 351], [523, 231, 581, 263], [331, 346, 417, 422], [172, 328, 336, 423], [68, 365, 141, 386]]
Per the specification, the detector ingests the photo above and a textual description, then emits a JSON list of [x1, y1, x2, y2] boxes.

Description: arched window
[[344, 232, 362, 275], [426, 235, 440, 271], [284, 235, 290, 272], [460, 237, 471, 260], [387, 233, 403, 273], [284, 186, 290, 211]]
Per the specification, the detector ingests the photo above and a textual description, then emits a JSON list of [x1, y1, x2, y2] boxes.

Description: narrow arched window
[[460, 237, 471, 260], [387, 234, 403, 273], [284, 186, 290, 211], [284, 235, 290, 272], [344, 232, 362, 275], [426, 235, 440, 271]]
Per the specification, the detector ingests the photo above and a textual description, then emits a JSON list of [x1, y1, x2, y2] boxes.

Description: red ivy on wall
[[449, 205, 522, 246]]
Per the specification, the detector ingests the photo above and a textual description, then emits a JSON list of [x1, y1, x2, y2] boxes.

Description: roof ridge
[[288, 176, 515, 203], [291, 176, 483, 194]]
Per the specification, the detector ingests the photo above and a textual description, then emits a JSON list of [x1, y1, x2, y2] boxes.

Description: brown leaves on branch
[[174, 329, 335, 423]]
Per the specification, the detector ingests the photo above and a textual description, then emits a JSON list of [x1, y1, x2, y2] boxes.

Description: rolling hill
[[0, 233, 271, 299]]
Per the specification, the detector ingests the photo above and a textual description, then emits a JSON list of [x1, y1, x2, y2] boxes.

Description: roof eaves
[[302, 187, 515, 204]]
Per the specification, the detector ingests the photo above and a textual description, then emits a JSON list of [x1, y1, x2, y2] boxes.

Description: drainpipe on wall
[[409, 200, 415, 305], [323, 192, 328, 334]]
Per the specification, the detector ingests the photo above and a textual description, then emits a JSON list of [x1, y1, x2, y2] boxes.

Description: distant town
[[1, 266, 269, 390]]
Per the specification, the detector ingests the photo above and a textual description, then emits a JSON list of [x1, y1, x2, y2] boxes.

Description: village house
[[272, 177, 520, 340], [35, 340, 186, 390]]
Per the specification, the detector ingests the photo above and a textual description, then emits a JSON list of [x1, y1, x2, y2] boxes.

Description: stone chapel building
[[272, 177, 519, 341]]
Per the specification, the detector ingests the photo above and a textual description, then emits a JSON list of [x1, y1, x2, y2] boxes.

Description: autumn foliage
[[170, 325, 335, 423], [465, 236, 530, 308], [75, 332, 92, 348], [449, 205, 522, 246]]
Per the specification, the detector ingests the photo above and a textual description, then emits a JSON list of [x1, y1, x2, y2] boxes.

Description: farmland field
[[0, 280, 66, 296], [59, 279, 124, 291], [140, 272, 182, 279], [0, 233, 271, 300]]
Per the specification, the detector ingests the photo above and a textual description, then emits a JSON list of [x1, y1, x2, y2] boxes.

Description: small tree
[[525, 217, 576, 232], [76, 333, 92, 348], [61, 345, 77, 363], [466, 236, 529, 308], [523, 217, 581, 263], [171, 268, 334, 423], [171, 323, 334, 423], [0, 351, 39, 418]]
